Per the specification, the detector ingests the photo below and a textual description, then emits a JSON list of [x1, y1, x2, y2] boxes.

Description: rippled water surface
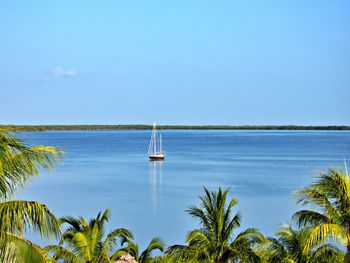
[[17, 130, 350, 248]]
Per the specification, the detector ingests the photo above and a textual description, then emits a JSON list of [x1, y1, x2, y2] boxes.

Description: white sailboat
[[148, 122, 165, 160]]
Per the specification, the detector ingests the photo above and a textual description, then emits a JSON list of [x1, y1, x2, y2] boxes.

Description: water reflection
[[149, 161, 163, 213]]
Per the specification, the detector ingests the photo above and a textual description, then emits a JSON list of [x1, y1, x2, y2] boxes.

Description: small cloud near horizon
[[51, 66, 78, 78]]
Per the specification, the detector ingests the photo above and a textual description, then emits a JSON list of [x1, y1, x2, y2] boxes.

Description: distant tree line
[[1, 124, 350, 132]]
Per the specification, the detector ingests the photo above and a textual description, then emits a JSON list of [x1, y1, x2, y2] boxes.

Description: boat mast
[[148, 122, 156, 155], [153, 122, 157, 154], [148, 128, 153, 155], [160, 134, 162, 153]]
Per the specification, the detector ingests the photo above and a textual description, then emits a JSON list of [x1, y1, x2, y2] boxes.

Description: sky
[[0, 0, 349, 125]]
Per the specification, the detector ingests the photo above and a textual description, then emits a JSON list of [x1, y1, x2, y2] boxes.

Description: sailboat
[[148, 122, 165, 161]]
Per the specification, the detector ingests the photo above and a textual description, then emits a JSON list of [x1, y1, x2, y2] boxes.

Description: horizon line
[[1, 124, 350, 132]]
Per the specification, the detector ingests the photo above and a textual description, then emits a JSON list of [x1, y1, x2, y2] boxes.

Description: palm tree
[[166, 187, 265, 263], [112, 237, 165, 263], [0, 129, 63, 262], [268, 224, 343, 263], [293, 164, 350, 262], [45, 208, 133, 262]]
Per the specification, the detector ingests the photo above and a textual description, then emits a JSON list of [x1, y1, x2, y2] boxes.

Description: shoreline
[[1, 124, 350, 132]]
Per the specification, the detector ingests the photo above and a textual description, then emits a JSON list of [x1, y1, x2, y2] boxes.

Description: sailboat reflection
[[149, 160, 163, 213]]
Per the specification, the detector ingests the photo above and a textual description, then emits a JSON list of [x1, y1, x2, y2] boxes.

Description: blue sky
[[0, 1, 349, 125]]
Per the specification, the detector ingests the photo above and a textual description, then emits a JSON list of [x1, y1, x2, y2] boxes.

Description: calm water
[[17, 130, 350, 249]]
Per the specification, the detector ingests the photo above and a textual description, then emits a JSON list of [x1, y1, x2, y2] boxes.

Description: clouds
[[37, 66, 79, 81], [52, 67, 78, 78]]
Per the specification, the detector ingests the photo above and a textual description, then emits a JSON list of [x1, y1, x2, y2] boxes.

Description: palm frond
[[312, 243, 344, 263], [233, 228, 265, 246], [110, 249, 128, 261], [100, 228, 133, 255], [70, 232, 92, 261], [0, 130, 63, 198], [0, 231, 55, 263], [44, 245, 83, 263], [0, 200, 60, 239], [306, 223, 348, 251], [59, 216, 84, 232], [293, 210, 331, 228], [166, 244, 205, 261]]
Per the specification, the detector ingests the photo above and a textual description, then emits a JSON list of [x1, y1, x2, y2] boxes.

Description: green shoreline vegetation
[[1, 124, 350, 132], [0, 129, 349, 262]]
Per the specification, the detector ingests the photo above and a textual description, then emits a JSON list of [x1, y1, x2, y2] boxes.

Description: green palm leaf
[[293, 164, 350, 258], [139, 237, 165, 262], [0, 129, 62, 263], [0, 200, 60, 238], [45, 245, 83, 263], [266, 223, 345, 263], [168, 187, 264, 262], [0, 130, 63, 198], [0, 231, 55, 263], [52, 210, 135, 263]]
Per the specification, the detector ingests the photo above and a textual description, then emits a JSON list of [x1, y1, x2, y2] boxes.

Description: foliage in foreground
[[293, 165, 350, 262], [266, 224, 344, 263], [0, 129, 63, 262], [166, 187, 265, 262], [45, 208, 133, 262], [116, 237, 165, 263], [46, 208, 164, 263]]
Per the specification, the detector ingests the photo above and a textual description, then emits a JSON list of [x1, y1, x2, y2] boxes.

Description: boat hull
[[148, 155, 165, 161]]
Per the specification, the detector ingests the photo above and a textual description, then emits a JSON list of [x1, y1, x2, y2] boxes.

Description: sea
[[16, 130, 350, 249]]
